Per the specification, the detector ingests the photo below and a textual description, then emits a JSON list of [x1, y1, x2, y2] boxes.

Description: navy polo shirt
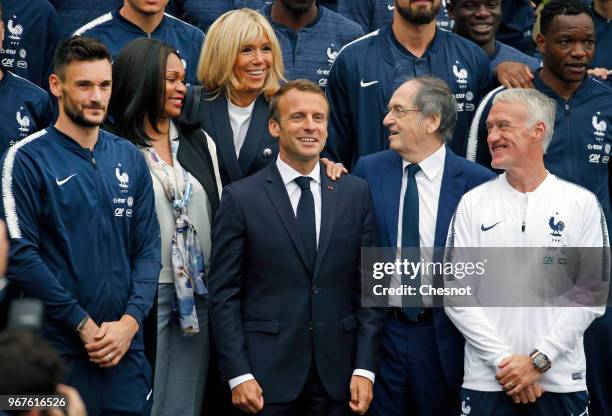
[[0, 70, 54, 155], [74, 8, 205, 85], [490, 41, 540, 72], [0, 0, 59, 89], [263, 4, 364, 89]]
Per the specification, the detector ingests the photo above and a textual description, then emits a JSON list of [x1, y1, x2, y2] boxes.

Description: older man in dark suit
[[353, 76, 495, 416], [208, 79, 382, 415]]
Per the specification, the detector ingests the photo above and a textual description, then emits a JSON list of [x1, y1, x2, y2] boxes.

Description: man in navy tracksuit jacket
[[261, 0, 364, 89], [1, 37, 160, 415], [326, 0, 490, 168], [49, 0, 122, 41], [166, 0, 267, 32], [337, 0, 455, 33], [0, 68, 54, 155], [0, 0, 59, 89], [74, 1, 204, 85]]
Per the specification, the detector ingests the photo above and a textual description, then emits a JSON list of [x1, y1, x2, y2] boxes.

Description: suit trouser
[[585, 309, 612, 416], [459, 388, 589, 416], [152, 284, 210, 416], [233, 362, 351, 416], [63, 350, 152, 416], [369, 314, 459, 416]]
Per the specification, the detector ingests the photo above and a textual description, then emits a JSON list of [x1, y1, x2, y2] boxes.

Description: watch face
[[533, 353, 549, 370]]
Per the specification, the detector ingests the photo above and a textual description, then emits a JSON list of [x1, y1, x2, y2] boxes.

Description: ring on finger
[[505, 381, 514, 390]]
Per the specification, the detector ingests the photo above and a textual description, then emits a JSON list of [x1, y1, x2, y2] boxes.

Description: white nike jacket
[[445, 173, 609, 392]]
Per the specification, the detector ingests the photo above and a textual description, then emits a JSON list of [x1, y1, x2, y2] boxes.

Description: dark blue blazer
[[208, 161, 383, 403], [352, 146, 495, 391], [181, 87, 278, 185]]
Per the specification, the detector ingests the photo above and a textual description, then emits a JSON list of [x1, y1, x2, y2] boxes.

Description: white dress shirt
[[229, 156, 375, 389], [391, 144, 445, 307]]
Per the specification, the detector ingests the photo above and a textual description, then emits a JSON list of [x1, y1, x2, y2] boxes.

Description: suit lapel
[[313, 164, 337, 280], [238, 95, 268, 176], [264, 163, 312, 273], [210, 95, 244, 182], [382, 154, 403, 247], [434, 148, 466, 248]]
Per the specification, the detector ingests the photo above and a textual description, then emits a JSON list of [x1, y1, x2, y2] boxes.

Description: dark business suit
[[208, 161, 383, 412], [353, 146, 495, 416], [181, 87, 279, 186]]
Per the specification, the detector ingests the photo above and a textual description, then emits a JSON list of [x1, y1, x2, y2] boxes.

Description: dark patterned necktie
[[295, 176, 317, 272]]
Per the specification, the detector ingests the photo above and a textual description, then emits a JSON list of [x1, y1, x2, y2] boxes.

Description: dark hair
[[0, 330, 64, 395], [108, 38, 179, 147], [540, 0, 592, 35], [269, 79, 328, 123], [53, 36, 112, 80], [410, 76, 457, 143]]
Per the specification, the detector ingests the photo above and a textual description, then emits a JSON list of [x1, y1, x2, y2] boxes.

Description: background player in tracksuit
[[337, 0, 455, 33], [0, 37, 160, 415], [261, 0, 363, 89], [0, 2, 53, 155], [0, 0, 59, 90], [447, 88, 608, 416], [74, 0, 204, 86], [325, 0, 491, 168], [165, 0, 268, 32]]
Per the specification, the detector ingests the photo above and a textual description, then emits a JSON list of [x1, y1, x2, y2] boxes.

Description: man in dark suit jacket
[[208, 79, 383, 415], [353, 76, 495, 416]]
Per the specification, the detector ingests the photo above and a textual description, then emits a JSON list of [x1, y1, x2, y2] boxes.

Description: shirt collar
[[169, 120, 179, 142], [401, 144, 446, 182], [276, 155, 321, 186]]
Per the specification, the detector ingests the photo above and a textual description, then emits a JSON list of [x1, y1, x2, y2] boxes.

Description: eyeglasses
[[386, 106, 420, 118]]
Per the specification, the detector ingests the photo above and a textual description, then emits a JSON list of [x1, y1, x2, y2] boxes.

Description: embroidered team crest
[[548, 213, 565, 237], [16, 107, 30, 132], [115, 164, 129, 188], [453, 62, 468, 84], [592, 112, 607, 137]]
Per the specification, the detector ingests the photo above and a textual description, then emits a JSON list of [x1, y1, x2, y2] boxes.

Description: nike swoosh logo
[[360, 79, 379, 88], [388, 4, 395, 10], [481, 221, 502, 232], [56, 174, 76, 186]]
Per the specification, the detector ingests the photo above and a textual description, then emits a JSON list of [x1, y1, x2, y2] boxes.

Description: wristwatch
[[76, 314, 90, 333], [530, 350, 552, 373]]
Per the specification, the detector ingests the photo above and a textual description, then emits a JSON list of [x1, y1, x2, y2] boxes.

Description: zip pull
[[89, 150, 97, 169], [522, 221, 526, 233], [521, 194, 528, 233]]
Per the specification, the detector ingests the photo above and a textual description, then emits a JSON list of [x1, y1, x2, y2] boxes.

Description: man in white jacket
[[445, 88, 609, 415]]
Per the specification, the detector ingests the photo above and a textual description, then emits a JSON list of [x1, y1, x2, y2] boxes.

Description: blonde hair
[[197, 8, 284, 102]]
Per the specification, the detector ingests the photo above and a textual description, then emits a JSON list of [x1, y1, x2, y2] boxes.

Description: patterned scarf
[[142, 130, 207, 336]]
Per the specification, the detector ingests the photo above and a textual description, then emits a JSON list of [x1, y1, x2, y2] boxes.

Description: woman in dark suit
[[181, 8, 283, 186], [106, 38, 222, 416]]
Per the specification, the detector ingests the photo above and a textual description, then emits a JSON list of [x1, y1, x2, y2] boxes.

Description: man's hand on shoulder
[[232, 379, 264, 414], [495, 354, 542, 396], [348, 375, 373, 415], [495, 62, 534, 89], [85, 314, 139, 368]]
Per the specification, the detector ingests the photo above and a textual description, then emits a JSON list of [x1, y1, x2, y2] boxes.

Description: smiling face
[[448, 0, 501, 49], [269, 89, 328, 166], [383, 80, 443, 162], [537, 13, 595, 84], [162, 53, 186, 119], [486, 101, 544, 171], [395, 0, 442, 24], [51, 59, 112, 128], [232, 34, 273, 105]]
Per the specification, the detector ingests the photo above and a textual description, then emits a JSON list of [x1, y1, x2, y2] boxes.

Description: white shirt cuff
[[228, 373, 255, 390], [353, 369, 375, 383]]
